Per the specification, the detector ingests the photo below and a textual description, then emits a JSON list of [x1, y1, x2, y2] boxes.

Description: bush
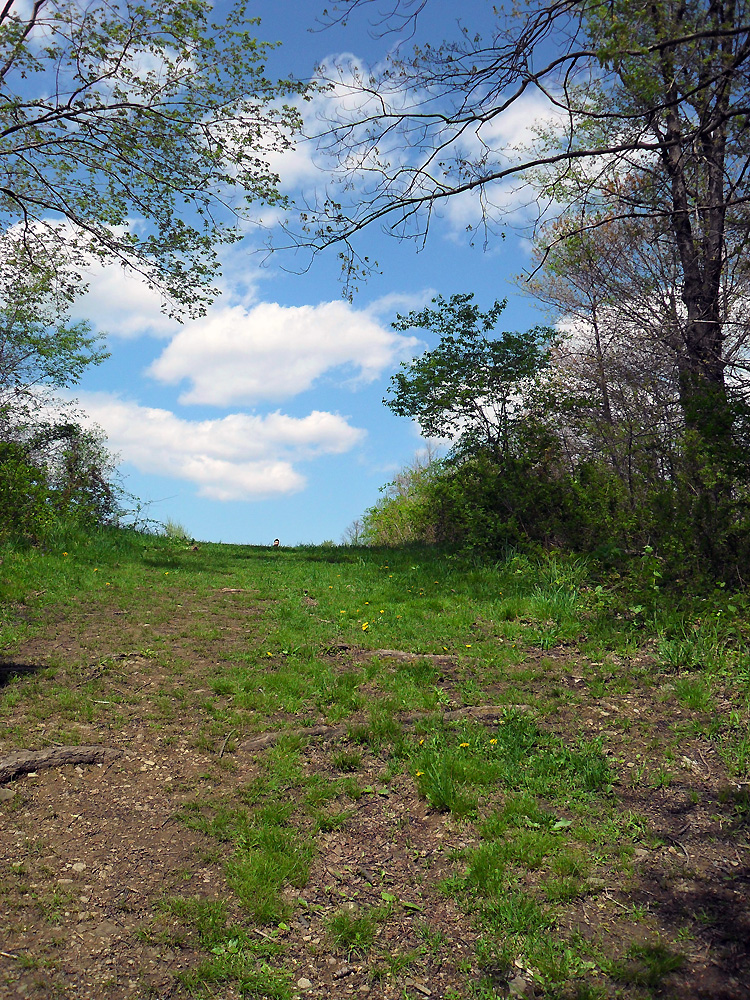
[[0, 442, 54, 539], [0, 422, 122, 542]]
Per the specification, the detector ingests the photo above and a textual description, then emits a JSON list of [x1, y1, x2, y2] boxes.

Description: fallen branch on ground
[[0, 745, 123, 784]]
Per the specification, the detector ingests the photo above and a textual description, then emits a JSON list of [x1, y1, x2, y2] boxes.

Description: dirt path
[[1, 586, 748, 999]]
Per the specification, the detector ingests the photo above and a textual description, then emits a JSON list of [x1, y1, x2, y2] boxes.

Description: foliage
[[360, 449, 443, 546], [0, 421, 122, 540], [363, 279, 750, 574], [0, 441, 52, 538], [0, 265, 120, 540], [388, 294, 556, 460], [0, 0, 302, 315], [0, 283, 107, 417], [299, 1, 750, 571]]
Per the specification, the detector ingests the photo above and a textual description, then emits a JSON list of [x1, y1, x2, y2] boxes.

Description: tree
[[0, 0, 302, 315], [525, 216, 687, 490], [387, 294, 555, 460], [298, 0, 750, 459], [0, 264, 107, 428], [0, 419, 122, 539], [0, 256, 116, 539]]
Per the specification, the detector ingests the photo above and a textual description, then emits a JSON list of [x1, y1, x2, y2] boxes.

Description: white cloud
[[72, 263, 184, 339], [365, 289, 436, 319], [75, 393, 366, 500], [148, 299, 421, 405], [266, 55, 567, 240]]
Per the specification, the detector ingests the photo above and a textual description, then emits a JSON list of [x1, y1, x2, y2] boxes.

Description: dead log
[[242, 704, 527, 753], [0, 745, 123, 784]]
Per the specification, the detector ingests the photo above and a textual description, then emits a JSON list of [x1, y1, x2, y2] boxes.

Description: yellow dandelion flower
[[416, 771, 424, 777], [459, 742, 469, 748], [93, 568, 98, 572], [465, 643, 471, 648], [419, 738, 425, 745], [490, 739, 498, 745], [379, 610, 385, 614], [62, 552, 68, 556]]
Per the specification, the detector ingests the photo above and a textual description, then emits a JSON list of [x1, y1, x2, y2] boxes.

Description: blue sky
[[69, 1, 549, 545]]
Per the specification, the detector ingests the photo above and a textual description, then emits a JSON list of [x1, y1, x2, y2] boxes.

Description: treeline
[[360, 289, 750, 583]]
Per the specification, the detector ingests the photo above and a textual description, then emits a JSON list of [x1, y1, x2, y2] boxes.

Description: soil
[[0, 588, 748, 999]]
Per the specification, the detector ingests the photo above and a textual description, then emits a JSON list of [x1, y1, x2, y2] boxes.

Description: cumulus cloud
[[75, 393, 366, 500], [147, 299, 421, 406], [72, 262, 184, 339], [265, 55, 566, 240]]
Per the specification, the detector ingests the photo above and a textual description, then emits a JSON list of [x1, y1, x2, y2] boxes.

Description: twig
[[603, 891, 631, 911], [0, 951, 19, 960], [665, 834, 689, 859], [219, 730, 236, 759]]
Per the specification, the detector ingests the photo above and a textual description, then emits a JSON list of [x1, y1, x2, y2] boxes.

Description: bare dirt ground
[[0, 589, 748, 999]]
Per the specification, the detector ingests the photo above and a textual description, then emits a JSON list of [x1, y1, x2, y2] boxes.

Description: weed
[[652, 767, 673, 789], [326, 906, 379, 956], [673, 674, 715, 712], [418, 922, 447, 952], [229, 823, 313, 924], [332, 748, 362, 772], [414, 756, 478, 817], [481, 890, 551, 934]]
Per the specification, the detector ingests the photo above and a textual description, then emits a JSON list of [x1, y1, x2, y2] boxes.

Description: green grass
[[326, 904, 388, 956], [1, 530, 749, 998]]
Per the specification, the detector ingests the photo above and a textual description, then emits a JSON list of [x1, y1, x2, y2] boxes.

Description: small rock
[[0, 787, 15, 801], [296, 978, 313, 991], [71, 862, 87, 872]]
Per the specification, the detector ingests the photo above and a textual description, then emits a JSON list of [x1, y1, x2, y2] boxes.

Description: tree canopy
[[388, 294, 555, 460], [298, 1, 750, 453], [0, 0, 303, 315]]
